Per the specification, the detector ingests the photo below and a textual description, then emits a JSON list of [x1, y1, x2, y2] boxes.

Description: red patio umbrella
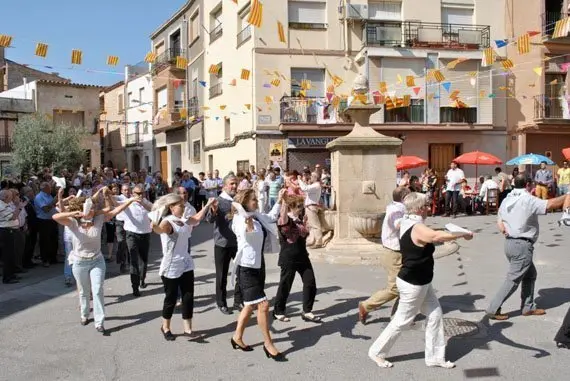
[[453, 151, 503, 182], [396, 155, 428, 171], [562, 148, 570, 160]]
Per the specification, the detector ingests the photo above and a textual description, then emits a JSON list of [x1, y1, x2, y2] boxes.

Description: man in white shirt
[[479, 175, 499, 202], [203, 172, 219, 199], [444, 161, 465, 218], [298, 171, 331, 248], [121, 184, 153, 297], [114, 184, 131, 274], [358, 187, 410, 324], [0, 190, 23, 284]]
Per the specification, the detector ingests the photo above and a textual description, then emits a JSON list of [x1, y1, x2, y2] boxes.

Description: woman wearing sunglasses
[[273, 193, 321, 323]]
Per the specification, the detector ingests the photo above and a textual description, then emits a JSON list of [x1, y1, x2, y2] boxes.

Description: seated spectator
[[408, 175, 422, 192], [458, 179, 473, 215], [479, 175, 499, 202]]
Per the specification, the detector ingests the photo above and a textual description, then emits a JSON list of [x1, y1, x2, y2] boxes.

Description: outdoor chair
[[485, 189, 499, 215]]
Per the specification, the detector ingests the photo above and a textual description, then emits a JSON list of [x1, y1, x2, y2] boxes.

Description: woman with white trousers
[[367, 192, 473, 369]]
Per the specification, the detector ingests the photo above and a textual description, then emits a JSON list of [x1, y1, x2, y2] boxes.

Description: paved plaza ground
[[0, 213, 568, 380]]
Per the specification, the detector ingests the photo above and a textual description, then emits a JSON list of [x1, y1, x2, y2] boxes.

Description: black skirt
[[237, 265, 266, 305]]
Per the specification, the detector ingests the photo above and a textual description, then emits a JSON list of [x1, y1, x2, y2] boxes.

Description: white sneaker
[[558, 208, 570, 227]]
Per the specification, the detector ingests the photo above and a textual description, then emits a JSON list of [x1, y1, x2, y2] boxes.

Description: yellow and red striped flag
[[265, 96, 273, 104], [385, 96, 394, 110], [395, 97, 404, 108], [71, 49, 83, 65], [176, 56, 188, 69], [35, 43, 48, 58], [501, 58, 514, 70], [482, 47, 495, 67], [248, 0, 263, 28], [144, 52, 157, 63], [301, 79, 312, 90], [406, 76, 415, 87], [179, 108, 188, 119], [432, 70, 445, 82], [271, 78, 281, 87], [402, 95, 411, 107], [449, 90, 460, 100], [327, 84, 335, 93], [107, 55, 119, 66], [332, 75, 343, 87], [277, 21, 286, 43], [0, 34, 13, 47], [553, 18, 570, 38], [379, 81, 387, 93], [241, 69, 251, 80], [209, 64, 220, 74], [517, 33, 530, 55]]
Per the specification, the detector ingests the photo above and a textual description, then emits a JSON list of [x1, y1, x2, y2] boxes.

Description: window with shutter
[[369, 1, 402, 21], [288, 1, 327, 29], [156, 88, 167, 109], [441, 7, 473, 25], [290, 68, 325, 97]]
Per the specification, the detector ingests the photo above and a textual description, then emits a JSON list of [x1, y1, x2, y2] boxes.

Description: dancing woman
[[228, 189, 285, 361], [52, 187, 136, 333], [367, 192, 473, 369], [273, 192, 321, 323], [56, 186, 78, 287]]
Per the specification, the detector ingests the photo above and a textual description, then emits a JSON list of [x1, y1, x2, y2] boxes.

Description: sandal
[[301, 312, 322, 323], [272, 313, 291, 322], [183, 331, 205, 341], [369, 355, 393, 368]]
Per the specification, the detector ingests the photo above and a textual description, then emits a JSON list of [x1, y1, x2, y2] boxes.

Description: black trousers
[[115, 221, 128, 264], [162, 270, 195, 320], [274, 260, 317, 315], [126, 231, 150, 289], [445, 190, 460, 215], [214, 245, 242, 307], [13, 229, 25, 271], [23, 223, 38, 266], [555, 305, 570, 346], [0, 228, 16, 282], [38, 219, 58, 263]]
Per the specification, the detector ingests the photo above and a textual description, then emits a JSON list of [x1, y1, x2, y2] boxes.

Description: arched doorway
[[133, 153, 141, 172]]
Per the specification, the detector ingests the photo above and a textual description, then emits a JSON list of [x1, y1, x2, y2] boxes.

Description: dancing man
[[487, 174, 570, 320], [359, 186, 410, 324], [298, 172, 331, 248], [206, 175, 243, 314]]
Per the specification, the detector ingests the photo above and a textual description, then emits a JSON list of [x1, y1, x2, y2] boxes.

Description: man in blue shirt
[[34, 182, 58, 267], [180, 172, 196, 204], [534, 161, 553, 200]]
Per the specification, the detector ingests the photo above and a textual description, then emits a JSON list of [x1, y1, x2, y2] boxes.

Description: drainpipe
[[252, 43, 256, 167], [183, 14, 190, 176], [344, 0, 350, 57], [124, 66, 129, 169]]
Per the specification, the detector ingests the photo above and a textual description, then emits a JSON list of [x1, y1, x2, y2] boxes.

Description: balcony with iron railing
[[542, 11, 570, 42], [125, 130, 141, 147], [210, 24, 223, 44], [237, 25, 252, 47], [0, 135, 12, 153], [188, 96, 200, 119], [153, 110, 185, 132], [209, 82, 223, 99], [363, 21, 490, 50], [280, 97, 339, 124], [534, 94, 570, 122], [151, 47, 185, 75]]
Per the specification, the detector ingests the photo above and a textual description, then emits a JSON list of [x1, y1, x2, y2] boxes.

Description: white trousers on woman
[[368, 277, 446, 364]]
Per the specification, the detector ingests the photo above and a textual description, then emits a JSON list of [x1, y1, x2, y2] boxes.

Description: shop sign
[[269, 142, 283, 162], [287, 137, 336, 148]]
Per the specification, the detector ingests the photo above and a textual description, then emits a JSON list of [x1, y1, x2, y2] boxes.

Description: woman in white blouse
[[52, 187, 136, 334], [227, 188, 285, 361], [150, 193, 216, 341]]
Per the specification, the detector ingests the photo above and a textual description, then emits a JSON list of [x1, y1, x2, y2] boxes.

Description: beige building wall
[[100, 83, 126, 169]]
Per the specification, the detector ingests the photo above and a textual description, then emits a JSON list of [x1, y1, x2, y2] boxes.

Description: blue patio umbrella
[[506, 153, 555, 166]]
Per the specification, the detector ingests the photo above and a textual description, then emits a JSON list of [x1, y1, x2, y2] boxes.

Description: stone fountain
[[309, 75, 458, 265]]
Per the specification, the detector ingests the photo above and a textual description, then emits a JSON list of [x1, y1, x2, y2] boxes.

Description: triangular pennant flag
[[229, 78, 237, 86], [533, 67, 543, 76], [277, 21, 286, 43], [179, 108, 188, 119], [301, 79, 312, 90], [144, 52, 157, 63], [379, 81, 387, 93], [498, 86, 507, 90], [449, 90, 460, 100], [247, 0, 263, 28], [220, 105, 227, 110], [0, 35, 13, 47], [199, 80, 207, 87], [446, 57, 467, 69], [494, 39, 508, 48], [470, 77, 477, 87], [517, 33, 530, 54], [201, 106, 210, 110], [356, 94, 368, 104], [265, 96, 274, 104], [332, 75, 343, 87], [107, 55, 119, 66], [406, 76, 415, 87], [479, 90, 486, 98], [561, 62, 570, 72], [326, 92, 334, 102], [35, 43, 48, 58], [326, 84, 335, 93], [176, 56, 188, 69], [488, 93, 496, 98], [384, 96, 394, 110], [71, 49, 83, 65], [396, 74, 403, 84], [482, 47, 495, 67], [412, 87, 421, 96], [173, 79, 182, 89], [372, 91, 384, 105], [441, 82, 451, 93], [528, 31, 540, 37], [468, 71, 477, 77], [433, 70, 445, 82], [241, 69, 251, 80], [244, 104, 251, 110]]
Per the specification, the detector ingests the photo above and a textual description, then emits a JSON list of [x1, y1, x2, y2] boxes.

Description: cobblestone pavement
[[0, 213, 568, 380]]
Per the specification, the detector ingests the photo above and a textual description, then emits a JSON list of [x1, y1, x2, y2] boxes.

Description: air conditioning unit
[[346, 4, 368, 20]]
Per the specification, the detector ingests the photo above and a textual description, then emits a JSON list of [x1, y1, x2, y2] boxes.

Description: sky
[[2, 0, 185, 86]]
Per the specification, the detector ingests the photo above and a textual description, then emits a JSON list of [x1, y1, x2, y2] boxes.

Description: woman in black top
[[367, 192, 473, 369], [273, 193, 321, 323]]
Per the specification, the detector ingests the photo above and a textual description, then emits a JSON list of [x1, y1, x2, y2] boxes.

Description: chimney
[[0, 46, 5, 64]]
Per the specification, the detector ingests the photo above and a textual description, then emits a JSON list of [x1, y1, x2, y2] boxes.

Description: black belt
[[506, 236, 533, 243]]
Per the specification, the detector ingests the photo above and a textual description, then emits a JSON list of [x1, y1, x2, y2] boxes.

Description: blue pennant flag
[[199, 81, 207, 87], [442, 82, 451, 93], [494, 39, 508, 48]]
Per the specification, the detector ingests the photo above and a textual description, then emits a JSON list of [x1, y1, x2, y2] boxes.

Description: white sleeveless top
[[159, 215, 194, 279]]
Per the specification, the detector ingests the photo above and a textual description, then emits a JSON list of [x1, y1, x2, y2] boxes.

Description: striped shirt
[[0, 200, 18, 228]]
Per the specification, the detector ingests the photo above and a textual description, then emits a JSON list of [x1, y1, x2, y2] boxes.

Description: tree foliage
[[12, 114, 88, 175]]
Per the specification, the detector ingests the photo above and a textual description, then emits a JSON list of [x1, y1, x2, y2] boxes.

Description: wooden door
[[429, 144, 457, 183], [159, 148, 168, 177]]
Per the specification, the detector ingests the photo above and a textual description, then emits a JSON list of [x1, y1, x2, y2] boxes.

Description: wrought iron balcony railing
[[188, 96, 200, 119], [151, 47, 185, 74], [210, 24, 223, 44], [363, 21, 490, 49], [209, 83, 223, 99], [125, 131, 140, 147], [543, 11, 565, 38], [280, 97, 329, 124], [237, 25, 252, 47], [534, 94, 570, 120]]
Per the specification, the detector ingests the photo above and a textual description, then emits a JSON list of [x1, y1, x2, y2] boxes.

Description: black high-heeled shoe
[[263, 345, 287, 362], [556, 342, 569, 349], [231, 337, 253, 352], [161, 327, 175, 341]]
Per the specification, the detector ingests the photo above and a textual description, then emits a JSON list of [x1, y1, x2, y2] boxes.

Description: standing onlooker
[[267, 172, 281, 209], [0, 189, 22, 284], [444, 162, 465, 218], [22, 186, 38, 269], [214, 169, 223, 195], [196, 172, 207, 212], [509, 167, 520, 188], [11, 188, 27, 275], [298, 172, 330, 248], [114, 184, 131, 274], [321, 168, 332, 209], [557, 160, 570, 196], [495, 167, 512, 205], [181, 172, 196, 204], [534, 161, 553, 200], [254, 172, 267, 213], [487, 175, 570, 320], [203, 172, 219, 200], [35, 182, 59, 267]]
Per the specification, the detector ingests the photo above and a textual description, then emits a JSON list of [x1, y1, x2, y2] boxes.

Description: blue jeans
[[559, 184, 569, 196], [63, 238, 73, 279], [269, 197, 278, 208], [72, 255, 106, 327], [321, 193, 331, 209]]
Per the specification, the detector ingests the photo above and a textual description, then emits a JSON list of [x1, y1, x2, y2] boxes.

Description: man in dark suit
[[206, 175, 243, 314]]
